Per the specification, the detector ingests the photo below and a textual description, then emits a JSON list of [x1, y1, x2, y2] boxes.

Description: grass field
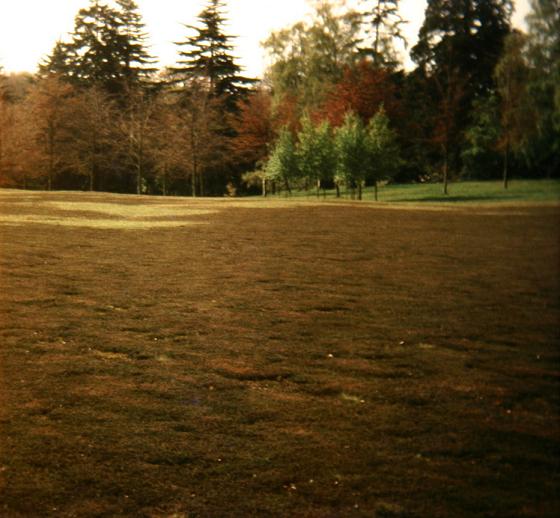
[[1, 189, 559, 517], [273, 179, 560, 203]]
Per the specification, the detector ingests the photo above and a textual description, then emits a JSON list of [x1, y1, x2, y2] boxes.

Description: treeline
[[0, 0, 558, 196]]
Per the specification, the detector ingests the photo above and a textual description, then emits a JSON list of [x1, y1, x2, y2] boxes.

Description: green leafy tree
[[461, 94, 502, 180], [264, 127, 299, 194], [494, 30, 531, 187], [263, 2, 362, 113], [365, 105, 400, 200], [524, 0, 560, 177], [334, 111, 368, 199], [296, 116, 336, 195]]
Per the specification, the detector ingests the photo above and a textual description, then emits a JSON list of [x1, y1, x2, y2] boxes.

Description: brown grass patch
[[1, 190, 559, 517]]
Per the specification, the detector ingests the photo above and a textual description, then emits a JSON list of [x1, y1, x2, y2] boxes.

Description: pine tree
[[40, 0, 155, 96], [114, 0, 157, 90], [38, 41, 75, 79], [69, 1, 123, 92], [171, 0, 252, 109]]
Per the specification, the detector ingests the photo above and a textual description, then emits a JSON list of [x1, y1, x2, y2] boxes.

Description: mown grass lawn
[[0, 189, 559, 517], [271, 179, 560, 204]]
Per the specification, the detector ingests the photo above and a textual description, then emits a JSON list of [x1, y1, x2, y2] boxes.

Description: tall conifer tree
[[171, 0, 252, 109], [114, 0, 157, 90], [40, 0, 155, 96]]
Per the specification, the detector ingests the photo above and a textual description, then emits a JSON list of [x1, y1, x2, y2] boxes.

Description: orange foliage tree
[[232, 88, 275, 170], [318, 60, 399, 127]]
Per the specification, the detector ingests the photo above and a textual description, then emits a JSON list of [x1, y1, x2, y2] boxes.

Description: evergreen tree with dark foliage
[[114, 0, 157, 91], [411, 0, 513, 190], [171, 0, 253, 109], [40, 0, 155, 96], [68, 1, 123, 93], [412, 0, 512, 98], [38, 41, 75, 79]]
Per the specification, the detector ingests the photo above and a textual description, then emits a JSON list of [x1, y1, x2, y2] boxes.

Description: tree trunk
[[316, 179, 321, 198], [262, 177, 267, 197], [503, 137, 509, 190], [47, 129, 54, 191], [374, 180, 378, 201], [136, 130, 144, 195], [372, 0, 382, 66], [47, 166, 53, 192], [442, 147, 449, 196], [335, 182, 340, 198], [199, 171, 205, 197], [357, 182, 362, 200], [190, 122, 197, 197]]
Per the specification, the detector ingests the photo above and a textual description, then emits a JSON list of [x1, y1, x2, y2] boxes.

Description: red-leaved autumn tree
[[319, 60, 399, 126], [232, 88, 275, 169]]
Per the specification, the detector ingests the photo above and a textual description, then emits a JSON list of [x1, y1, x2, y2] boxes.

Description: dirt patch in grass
[[0, 191, 559, 517]]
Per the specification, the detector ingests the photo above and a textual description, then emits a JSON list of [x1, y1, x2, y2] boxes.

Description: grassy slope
[[0, 190, 559, 517], [270, 179, 560, 204]]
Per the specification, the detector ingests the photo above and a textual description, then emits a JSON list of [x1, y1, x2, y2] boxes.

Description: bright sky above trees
[[0, 0, 530, 76]]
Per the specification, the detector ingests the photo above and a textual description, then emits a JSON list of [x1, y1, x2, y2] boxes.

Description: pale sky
[[0, 0, 531, 77]]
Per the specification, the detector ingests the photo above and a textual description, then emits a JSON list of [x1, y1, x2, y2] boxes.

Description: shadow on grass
[[396, 194, 522, 203]]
